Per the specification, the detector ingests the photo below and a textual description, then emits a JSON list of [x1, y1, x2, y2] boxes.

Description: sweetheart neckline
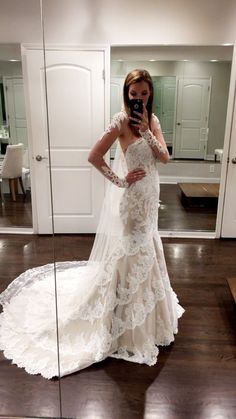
[[122, 137, 144, 155]]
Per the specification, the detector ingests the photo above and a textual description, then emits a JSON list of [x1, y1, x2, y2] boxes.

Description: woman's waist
[[128, 163, 158, 176], [129, 175, 159, 194]]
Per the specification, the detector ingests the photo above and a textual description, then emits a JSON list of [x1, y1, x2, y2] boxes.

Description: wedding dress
[[0, 113, 184, 379]]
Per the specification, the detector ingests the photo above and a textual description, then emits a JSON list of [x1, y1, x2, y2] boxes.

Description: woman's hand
[[129, 106, 149, 132], [125, 168, 146, 185]]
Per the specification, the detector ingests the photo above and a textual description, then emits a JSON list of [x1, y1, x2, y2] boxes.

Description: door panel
[[153, 77, 176, 146], [4, 77, 28, 147], [47, 65, 93, 148], [23, 48, 106, 233], [110, 78, 123, 117], [174, 78, 211, 159]]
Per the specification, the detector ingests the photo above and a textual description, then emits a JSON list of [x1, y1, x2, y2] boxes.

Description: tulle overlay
[[0, 119, 184, 379]]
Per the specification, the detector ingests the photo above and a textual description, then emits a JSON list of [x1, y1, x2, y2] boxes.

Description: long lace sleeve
[[90, 151, 129, 188], [139, 128, 167, 154], [88, 111, 129, 188], [139, 114, 169, 159]]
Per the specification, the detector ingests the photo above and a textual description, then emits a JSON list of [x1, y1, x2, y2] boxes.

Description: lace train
[[0, 235, 184, 379]]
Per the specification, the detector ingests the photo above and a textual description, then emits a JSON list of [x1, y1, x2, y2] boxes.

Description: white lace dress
[[0, 135, 184, 379]]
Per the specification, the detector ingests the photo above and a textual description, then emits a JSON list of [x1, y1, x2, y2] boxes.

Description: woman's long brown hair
[[123, 69, 154, 137]]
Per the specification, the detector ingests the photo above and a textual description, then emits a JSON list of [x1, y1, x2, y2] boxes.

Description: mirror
[[0, 3, 62, 418], [111, 45, 233, 233], [0, 44, 32, 229]]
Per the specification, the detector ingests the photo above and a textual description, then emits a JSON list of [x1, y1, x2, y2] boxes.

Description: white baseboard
[[160, 230, 216, 238], [160, 176, 220, 184], [0, 227, 33, 234]]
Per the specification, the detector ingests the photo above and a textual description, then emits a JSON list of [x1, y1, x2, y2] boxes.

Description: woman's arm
[[88, 112, 146, 187], [140, 114, 170, 164], [130, 110, 170, 164]]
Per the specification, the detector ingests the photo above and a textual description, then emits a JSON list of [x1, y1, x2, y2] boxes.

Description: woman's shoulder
[[151, 113, 161, 130], [111, 110, 128, 123], [109, 110, 128, 132]]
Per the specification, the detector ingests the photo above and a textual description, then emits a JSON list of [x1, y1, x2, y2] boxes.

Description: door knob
[[177, 122, 181, 126], [35, 155, 47, 161], [232, 157, 236, 164]]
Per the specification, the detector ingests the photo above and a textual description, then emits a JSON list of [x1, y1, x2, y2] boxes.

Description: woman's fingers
[[126, 168, 146, 184], [129, 115, 142, 125], [130, 109, 149, 130]]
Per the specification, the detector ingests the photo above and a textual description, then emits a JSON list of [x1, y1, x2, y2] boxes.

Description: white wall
[[158, 160, 221, 184], [0, 0, 235, 44]]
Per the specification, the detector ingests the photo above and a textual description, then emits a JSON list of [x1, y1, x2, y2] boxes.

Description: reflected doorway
[[0, 44, 32, 229]]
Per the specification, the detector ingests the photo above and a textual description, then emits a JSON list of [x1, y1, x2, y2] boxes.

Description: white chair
[[0, 143, 25, 202], [214, 148, 223, 162]]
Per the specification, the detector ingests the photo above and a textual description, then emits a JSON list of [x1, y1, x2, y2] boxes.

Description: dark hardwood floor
[[0, 234, 235, 419], [0, 185, 217, 231], [159, 184, 217, 231], [0, 192, 32, 228]]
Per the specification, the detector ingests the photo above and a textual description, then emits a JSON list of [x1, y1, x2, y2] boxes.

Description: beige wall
[[0, 61, 22, 77], [0, 0, 235, 44]]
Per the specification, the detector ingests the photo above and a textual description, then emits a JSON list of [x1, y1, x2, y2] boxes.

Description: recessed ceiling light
[[9, 59, 20, 62], [149, 59, 156, 62], [210, 59, 218, 62], [221, 43, 233, 46]]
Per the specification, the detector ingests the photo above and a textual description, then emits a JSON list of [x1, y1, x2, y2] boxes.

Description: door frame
[[21, 44, 110, 234], [215, 43, 236, 238]]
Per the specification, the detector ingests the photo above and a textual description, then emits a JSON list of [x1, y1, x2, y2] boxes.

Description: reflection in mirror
[[111, 46, 233, 232], [0, 44, 32, 229], [0, 15, 61, 419]]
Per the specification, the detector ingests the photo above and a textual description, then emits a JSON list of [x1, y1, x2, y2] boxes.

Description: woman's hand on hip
[[125, 168, 146, 185]]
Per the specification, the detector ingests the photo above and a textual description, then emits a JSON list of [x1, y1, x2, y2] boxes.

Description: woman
[[0, 69, 184, 379]]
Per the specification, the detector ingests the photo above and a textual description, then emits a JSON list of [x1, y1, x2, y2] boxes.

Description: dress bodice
[[123, 137, 160, 194], [124, 137, 157, 172], [119, 137, 160, 249]]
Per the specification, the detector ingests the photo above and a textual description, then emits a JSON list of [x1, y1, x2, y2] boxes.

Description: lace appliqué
[[103, 110, 127, 135], [139, 129, 167, 154], [111, 339, 159, 366], [101, 166, 129, 188]]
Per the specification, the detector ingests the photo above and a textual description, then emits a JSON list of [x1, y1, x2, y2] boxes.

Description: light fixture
[[9, 59, 20, 62]]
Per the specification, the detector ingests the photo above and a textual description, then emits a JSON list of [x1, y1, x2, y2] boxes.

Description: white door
[[3, 77, 28, 148], [110, 76, 124, 158], [221, 98, 236, 237], [153, 77, 176, 146], [110, 77, 123, 117], [174, 78, 211, 159], [23, 47, 106, 233]]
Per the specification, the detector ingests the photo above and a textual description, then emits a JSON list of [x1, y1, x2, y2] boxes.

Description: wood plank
[[227, 278, 236, 303], [178, 183, 219, 198], [0, 236, 236, 418]]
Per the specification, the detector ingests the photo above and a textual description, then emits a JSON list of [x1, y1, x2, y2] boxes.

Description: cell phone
[[129, 99, 143, 124]]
